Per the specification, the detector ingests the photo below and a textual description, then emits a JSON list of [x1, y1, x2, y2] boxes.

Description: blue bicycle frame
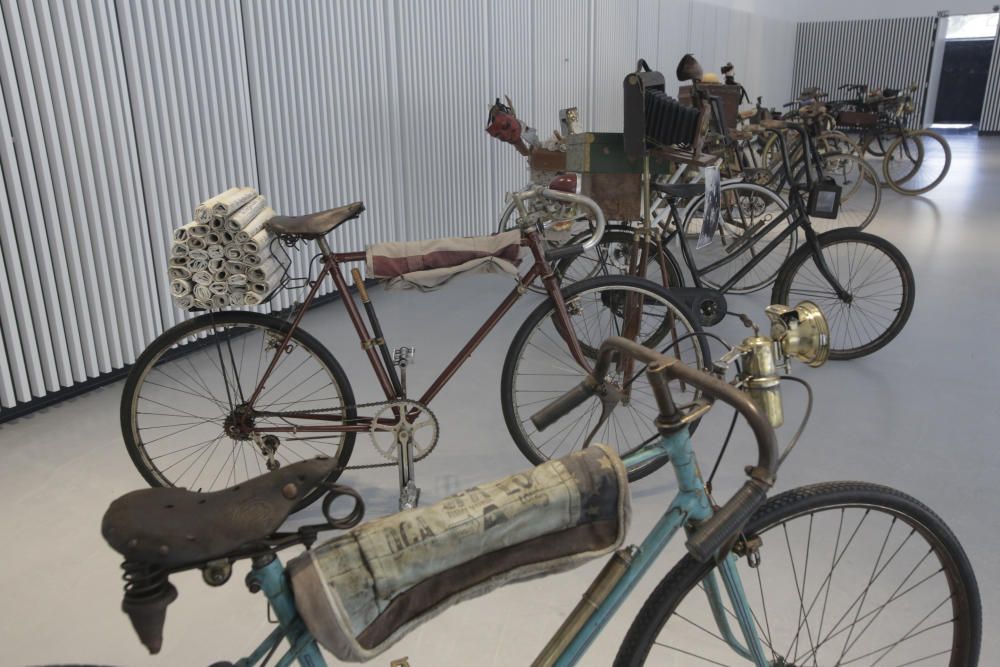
[[231, 429, 769, 667]]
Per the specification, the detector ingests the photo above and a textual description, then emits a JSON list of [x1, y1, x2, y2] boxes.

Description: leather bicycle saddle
[[102, 458, 339, 569], [267, 202, 365, 238]]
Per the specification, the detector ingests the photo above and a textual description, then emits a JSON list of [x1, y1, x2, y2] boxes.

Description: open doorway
[[932, 12, 998, 129]]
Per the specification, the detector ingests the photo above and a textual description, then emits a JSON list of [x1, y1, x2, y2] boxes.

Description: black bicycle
[[558, 120, 915, 360]]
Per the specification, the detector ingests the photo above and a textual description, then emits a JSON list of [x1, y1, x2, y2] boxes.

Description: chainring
[[368, 400, 440, 463]]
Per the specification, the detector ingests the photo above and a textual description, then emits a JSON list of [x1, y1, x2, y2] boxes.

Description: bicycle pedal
[[393, 346, 416, 366]]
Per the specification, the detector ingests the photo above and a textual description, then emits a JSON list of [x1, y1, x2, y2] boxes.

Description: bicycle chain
[[257, 399, 441, 471]]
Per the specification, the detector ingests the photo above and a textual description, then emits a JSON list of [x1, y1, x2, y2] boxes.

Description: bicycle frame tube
[[238, 556, 327, 667], [251, 229, 592, 433], [541, 429, 768, 667], [234, 429, 768, 667]]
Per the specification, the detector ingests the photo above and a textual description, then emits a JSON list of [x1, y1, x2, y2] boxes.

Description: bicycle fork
[[803, 222, 852, 301]]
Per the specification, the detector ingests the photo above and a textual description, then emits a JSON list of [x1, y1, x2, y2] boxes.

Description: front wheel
[[121, 312, 357, 507], [501, 275, 710, 481], [771, 229, 915, 359], [615, 482, 982, 666], [883, 130, 951, 195]]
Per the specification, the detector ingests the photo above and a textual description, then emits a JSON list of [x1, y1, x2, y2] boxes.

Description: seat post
[[316, 235, 333, 258]]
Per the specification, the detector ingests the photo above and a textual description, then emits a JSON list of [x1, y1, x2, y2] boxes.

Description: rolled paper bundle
[[243, 253, 262, 267], [187, 248, 210, 260], [228, 195, 266, 235], [206, 231, 222, 245], [243, 227, 271, 254], [241, 206, 276, 239], [228, 291, 246, 306], [226, 260, 245, 274], [177, 294, 195, 309], [244, 292, 264, 306], [251, 281, 270, 295], [168, 255, 188, 267], [249, 255, 283, 279], [224, 244, 243, 261], [192, 270, 213, 286], [173, 221, 199, 242], [193, 284, 213, 302], [195, 205, 212, 224], [169, 266, 192, 280], [208, 257, 226, 272], [228, 273, 247, 286], [193, 299, 210, 309], [212, 187, 257, 218], [170, 278, 193, 297], [188, 236, 207, 250], [207, 244, 225, 259], [188, 223, 210, 237], [221, 231, 235, 245], [212, 293, 229, 308], [171, 242, 189, 257], [188, 258, 209, 272], [197, 186, 242, 218], [209, 281, 229, 295], [213, 269, 228, 283]]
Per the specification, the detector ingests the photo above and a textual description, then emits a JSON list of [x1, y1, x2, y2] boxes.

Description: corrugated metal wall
[[981, 22, 1000, 133], [0, 0, 797, 415], [791, 16, 939, 127]]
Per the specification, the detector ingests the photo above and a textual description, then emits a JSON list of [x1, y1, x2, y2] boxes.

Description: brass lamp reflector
[[765, 301, 830, 367]]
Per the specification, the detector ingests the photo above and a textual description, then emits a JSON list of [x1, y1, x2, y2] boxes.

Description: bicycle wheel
[[809, 152, 882, 231], [121, 311, 356, 506], [556, 228, 685, 289], [771, 229, 914, 360], [615, 482, 981, 666], [884, 130, 951, 195], [682, 183, 797, 294], [501, 275, 709, 481]]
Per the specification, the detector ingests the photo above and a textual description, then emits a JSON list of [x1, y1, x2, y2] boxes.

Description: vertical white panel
[[590, 0, 639, 131], [979, 21, 1000, 133], [532, 0, 589, 136]]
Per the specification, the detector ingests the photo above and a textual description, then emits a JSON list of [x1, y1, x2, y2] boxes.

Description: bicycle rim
[[615, 483, 980, 666], [124, 316, 352, 492], [885, 131, 950, 195], [682, 184, 795, 294], [502, 277, 707, 479]]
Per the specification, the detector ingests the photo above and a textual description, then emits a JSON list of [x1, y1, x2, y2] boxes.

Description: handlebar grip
[[545, 244, 586, 262], [685, 481, 767, 562], [531, 380, 597, 431]]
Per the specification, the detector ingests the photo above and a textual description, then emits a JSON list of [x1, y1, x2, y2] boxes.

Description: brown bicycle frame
[[247, 228, 591, 435]]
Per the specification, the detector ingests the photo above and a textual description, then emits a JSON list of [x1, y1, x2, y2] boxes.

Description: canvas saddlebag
[[287, 444, 630, 662], [365, 230, 522, 291]]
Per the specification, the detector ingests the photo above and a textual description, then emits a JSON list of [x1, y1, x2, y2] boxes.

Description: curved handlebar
[[510, 186, 607, 251], [531, 337, 779, 561]]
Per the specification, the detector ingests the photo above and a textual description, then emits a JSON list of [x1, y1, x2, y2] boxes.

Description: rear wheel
[[884, 130, 950, 195], [556, 228, 685, 289], [121, 312, 356, 507], [501, 275, 709, 481], [615, 482, 981, 666], [681, 183, 796, 293], [771, 229, 914, 359]]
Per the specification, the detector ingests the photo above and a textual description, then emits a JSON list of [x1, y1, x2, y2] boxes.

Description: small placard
[[697, 165, 721, 249]]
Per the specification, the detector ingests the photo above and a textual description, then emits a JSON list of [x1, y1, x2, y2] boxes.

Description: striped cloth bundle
[[168, 187, 284, 310]]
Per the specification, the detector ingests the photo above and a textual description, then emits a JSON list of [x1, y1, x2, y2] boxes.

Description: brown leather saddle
[[267, 201, 366, 239]]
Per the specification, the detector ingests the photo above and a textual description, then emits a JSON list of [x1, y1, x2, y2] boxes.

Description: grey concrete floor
[[0, 133, 997, 666]]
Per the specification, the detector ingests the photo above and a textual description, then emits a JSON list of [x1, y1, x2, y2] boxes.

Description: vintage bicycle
[[120, 185, 709, 510], [102, 307, 982, 666], [558, 119, 915, 360]]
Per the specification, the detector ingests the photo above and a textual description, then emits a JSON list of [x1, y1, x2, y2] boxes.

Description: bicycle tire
[[681, 182, 797, 294], [121, 311, 357, 508], [771, 229, 914, 360], [555, 228, 685, 289], [884, 130, 951, 196], [500, 275, 710, 481], [614, 482, 981, 666]]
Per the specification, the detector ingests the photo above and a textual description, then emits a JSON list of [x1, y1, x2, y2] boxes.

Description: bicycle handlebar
[[530, 337, 779, 561], [510, 186, 607, 251]]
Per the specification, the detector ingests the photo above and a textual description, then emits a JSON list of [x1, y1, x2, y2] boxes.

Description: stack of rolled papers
[[168, 187, 285, 310]]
